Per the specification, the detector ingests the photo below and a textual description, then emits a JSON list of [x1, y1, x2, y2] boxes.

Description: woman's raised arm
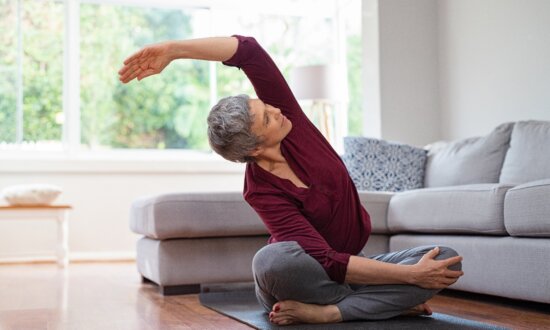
[[118, 37, 238, 83]]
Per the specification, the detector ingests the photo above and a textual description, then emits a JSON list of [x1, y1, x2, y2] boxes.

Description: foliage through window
[[0, 0, 64, 146], [0, 0, 362, 152]]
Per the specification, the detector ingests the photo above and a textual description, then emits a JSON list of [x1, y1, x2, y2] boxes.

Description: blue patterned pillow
[[342, 137, 428, 192]]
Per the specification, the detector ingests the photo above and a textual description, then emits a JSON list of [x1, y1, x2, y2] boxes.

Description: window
[[80, 4, 211, 150], [0, 0, 362, 153], [0, 0, 64, 148], [343, 0, 363, 137], [0, 0, 17, 144]]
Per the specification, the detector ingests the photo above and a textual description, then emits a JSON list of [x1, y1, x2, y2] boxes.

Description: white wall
[[363, 0, 441, 147], [0, 156, 244, 262], [438, 0, 550, 140], [379, 0, 441, 146], [364, 0, 550, 144]]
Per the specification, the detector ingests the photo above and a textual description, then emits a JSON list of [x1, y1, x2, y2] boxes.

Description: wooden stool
[[0, 205, 72, 267]]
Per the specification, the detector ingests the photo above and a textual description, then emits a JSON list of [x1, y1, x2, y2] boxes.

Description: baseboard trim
[[0, 251, 136, 265]]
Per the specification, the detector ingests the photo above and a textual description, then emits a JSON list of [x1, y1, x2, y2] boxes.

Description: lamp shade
[[289, 65, 336, 101]]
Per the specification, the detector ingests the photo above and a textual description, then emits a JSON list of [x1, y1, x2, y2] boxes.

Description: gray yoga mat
[[199, 290, 510, 330]]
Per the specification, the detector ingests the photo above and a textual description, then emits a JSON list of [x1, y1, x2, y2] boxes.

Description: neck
[[255, 145, 285, 172]]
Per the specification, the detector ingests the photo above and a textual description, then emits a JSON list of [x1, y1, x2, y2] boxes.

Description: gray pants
[[252, 241, 462, 321]]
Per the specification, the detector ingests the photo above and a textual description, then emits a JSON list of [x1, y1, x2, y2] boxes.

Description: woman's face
[[248, 98, 292, 150]]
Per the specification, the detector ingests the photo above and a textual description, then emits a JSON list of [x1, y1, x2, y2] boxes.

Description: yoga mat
[[199, 290, 510, 330]]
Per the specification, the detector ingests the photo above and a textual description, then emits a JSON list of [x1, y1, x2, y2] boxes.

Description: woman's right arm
[[345, 248, 464, 289], [118, 37, 238, 83]]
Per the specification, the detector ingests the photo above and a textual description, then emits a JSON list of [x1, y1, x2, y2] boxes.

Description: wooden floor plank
[[0, 262, 547, 329]]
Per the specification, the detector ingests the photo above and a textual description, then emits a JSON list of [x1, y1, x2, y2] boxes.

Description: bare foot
[[401, 303, 433, 317], [269, 300, 342, 325]]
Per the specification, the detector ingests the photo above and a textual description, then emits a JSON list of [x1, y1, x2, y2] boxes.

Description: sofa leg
[[141, 276, 155, 284], [160, 284, 201, 296]]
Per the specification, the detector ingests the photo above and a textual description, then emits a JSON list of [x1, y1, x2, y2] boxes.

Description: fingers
[[136, 68, 156, 81], [123, 48, 146, 65], [118, 48, 151, 83], [118, 53, 144, 76], [119, 67, 140, 84], [119, 64, 149, 84], [443, 255, 463, 267], [444, 269, 464, 278], [118, 65, 136, 83], [443, 276, 459, 285], [423, 246, 440, 260]]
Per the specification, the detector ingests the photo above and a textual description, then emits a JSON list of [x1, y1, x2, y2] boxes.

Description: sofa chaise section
[[131, 190, 394, 295], [131, 192, 269, 295]]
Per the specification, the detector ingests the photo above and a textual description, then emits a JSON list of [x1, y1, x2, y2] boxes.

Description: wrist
[[166, 40, 186, 61], [405, 264, 419, 285]]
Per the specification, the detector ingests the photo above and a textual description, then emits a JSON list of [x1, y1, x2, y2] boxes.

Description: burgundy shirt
[[223, 35, 371, 283]]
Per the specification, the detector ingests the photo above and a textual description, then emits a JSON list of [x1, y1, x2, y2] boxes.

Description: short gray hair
[[207, 94, 261, 163]]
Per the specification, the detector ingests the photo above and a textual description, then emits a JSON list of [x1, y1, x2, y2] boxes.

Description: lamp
[[290, 65, 336, 143]]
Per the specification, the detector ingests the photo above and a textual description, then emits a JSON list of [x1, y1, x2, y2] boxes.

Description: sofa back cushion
[[499, 120, 550, 184], [343, 137, 427, 192], [424, 122, 514, 187]]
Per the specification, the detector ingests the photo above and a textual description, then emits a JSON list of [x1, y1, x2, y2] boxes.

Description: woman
[[119, 35, 464, 325]]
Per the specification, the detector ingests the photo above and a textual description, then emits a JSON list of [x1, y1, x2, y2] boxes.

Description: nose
[[266, 105, 281, 119], [270, 106, 282, 117]]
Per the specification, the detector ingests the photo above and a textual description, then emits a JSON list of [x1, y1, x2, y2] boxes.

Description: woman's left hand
[[410, 247, 464, 289]]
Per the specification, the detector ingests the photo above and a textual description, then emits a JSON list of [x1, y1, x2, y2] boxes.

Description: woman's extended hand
[[118, 41, 175, 84], [118, 37, 238, 83], [410, 247, 464, 289]]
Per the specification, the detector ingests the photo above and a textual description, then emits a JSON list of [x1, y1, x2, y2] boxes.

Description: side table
[[0, 205, 72, 267]]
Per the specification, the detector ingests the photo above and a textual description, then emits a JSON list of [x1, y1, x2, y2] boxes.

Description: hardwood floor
[[0, 261, 548, 329]]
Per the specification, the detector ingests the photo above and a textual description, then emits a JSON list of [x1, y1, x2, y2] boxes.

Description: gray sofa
[[130, 120, 550, 304]]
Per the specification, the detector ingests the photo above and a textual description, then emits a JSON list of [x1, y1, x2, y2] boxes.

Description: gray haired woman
[[119, 35, 463, 326]]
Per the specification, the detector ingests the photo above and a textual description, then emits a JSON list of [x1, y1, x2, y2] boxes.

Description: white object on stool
[[2, 184, 63, 206]]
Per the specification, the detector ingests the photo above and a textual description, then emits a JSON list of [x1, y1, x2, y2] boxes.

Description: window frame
[[3, 0, 354, 160]]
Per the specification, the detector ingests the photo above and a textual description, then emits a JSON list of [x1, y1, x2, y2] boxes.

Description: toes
[[272, 315, 295, 325], [279, 319, 292, 325], [424, 304, 433, 315]]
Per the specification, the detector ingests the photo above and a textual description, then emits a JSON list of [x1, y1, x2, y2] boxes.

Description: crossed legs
[[252, 241, 462, 324]]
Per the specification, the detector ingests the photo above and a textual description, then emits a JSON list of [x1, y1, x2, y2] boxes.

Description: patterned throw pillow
[[342, 137, 428, 192]]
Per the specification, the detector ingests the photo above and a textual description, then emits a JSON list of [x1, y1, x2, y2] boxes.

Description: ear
[[249, 146, 264, 158]]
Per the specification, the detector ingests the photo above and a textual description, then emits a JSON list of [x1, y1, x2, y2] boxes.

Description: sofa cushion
[[504, 179, 550, 237], [343, 137, 427, 192], [358, 191, 395, 234], [388, 184, 515, 235], [499, 120, 550, 184], [424, 122, 514, 187], [130, 192, 268, 240]]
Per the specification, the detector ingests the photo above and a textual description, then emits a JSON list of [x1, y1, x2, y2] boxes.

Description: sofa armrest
[[358, 191, 394, 234]]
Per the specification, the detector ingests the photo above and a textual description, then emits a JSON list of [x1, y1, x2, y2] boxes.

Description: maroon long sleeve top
[[223, 35, 371, 283]]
